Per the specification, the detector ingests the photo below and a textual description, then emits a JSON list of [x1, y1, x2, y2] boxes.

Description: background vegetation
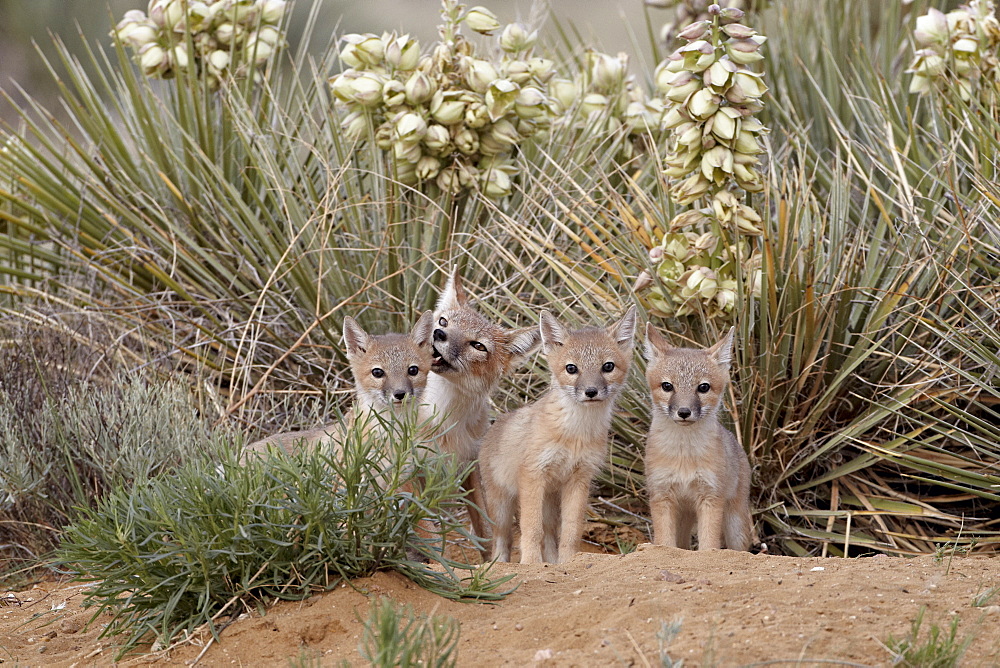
[[0, 0, 997, 635]]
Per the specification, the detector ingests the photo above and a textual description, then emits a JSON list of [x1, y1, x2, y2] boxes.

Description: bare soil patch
[[3, 543, 999, 666]]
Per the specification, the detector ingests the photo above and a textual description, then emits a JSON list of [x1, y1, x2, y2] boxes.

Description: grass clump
[[359, 597, 460, 668], [885, 608, 973, 668], [58, 414, 510, 658]]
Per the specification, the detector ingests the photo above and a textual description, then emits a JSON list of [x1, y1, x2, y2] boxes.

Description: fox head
[[540, 305, 637, 405], [644, 324, 734, 426], [343, 311, 434, 410], [429, 268, 541, 395]]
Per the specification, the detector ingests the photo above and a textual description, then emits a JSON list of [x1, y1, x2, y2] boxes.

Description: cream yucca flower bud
[[437, 165, 462, 193], [208, 49, 230, 74], [395, 112, 428, 143], [349, 72, 386, 107], [139, 43, 168, 75], [464, 58, 500, 94], [383, 79, 406, 107], [464, 6, 501, 34], [590, 52, 627, 92], [687, 88, 720, 119], [503, 59, 533, 85], [423, 124, 452, 154], [514, 86, 547, 119], [260, 0, 287, 25], [454, 127, 480, 154], [354, 34, 386, 67], [416, 155, 442, 180], [430, 90, 466, 125], [528, 58, 556, 83], [340, 110, 368, 141], [485, 78, 519, 121], [404, 71, 435, 105], [549, 78, 577, 111], [480, 165, 513, 198], [579, 93, 609, 118], [500, 23, 537, 53], [488, 118, 521, 146]]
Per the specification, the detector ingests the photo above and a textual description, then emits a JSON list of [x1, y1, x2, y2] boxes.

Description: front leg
[[518, 470, 546, 564], [462, 467, 489, 559], [649, 493, 680, 548], [696, 497, 724, 550], [556, 470, 593, 563]]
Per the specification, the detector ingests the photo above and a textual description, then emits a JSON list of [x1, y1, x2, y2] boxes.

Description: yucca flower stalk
[[642, 3, 767, 320], [112, 0, 288, 88], [328, 0, 554, 199]]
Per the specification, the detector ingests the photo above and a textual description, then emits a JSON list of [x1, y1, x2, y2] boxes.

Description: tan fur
[[480, 305, 637, 564], [243, 311, 434, 459], [418, 269, 541, 544], [643, 324, 752, 551]]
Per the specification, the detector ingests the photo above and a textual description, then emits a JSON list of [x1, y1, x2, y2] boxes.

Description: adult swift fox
[[419, 268, 541, 544], [643, 324, 752, 551], [479, 305, 637, 564], [244, 311, 434, 457]]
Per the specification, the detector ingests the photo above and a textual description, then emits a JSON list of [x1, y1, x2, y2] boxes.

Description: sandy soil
[[3, 538, 1000, 667]]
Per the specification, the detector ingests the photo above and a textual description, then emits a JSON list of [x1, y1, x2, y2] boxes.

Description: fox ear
[[643, 321, 671, 361], [609, 304, 637, 352], [506, 325, 542, 361], [436, 266, 468, 311], [538, 311, 566, 354], [410, 310, 434, 348], [343, 316, 369, 359], [708, 326, 735, 370]]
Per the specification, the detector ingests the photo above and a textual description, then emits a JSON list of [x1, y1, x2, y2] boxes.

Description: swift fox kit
[[419, 269, 541, 542], [480, 305, 637, 564], [643, 325, 751, 551], [244, 311, 434, 457]]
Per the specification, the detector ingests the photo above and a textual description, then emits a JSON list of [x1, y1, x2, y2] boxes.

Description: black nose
[[433, 328, 447, 342], [393, 390, 407, 401], [585, 388, 598, 399], [677, 407, 692, 419]]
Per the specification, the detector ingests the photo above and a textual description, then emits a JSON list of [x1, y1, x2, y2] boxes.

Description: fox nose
[[584, 387, 598, 399], [393, 390, 408, 401], [677, 407, 692, 419], [433, 328, 447, 342]]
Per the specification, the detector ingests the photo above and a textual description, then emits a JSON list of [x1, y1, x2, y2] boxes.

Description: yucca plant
[[2, 0, 998, 562]]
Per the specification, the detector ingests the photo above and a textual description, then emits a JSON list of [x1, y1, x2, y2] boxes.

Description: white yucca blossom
[[907, 0, 1000, 102], [327, 0, 554, 199], [112, 0, 287, 87]]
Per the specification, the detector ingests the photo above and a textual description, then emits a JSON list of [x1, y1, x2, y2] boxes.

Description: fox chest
[[644, 442, 724, 500], [527, 442, 604, 481]]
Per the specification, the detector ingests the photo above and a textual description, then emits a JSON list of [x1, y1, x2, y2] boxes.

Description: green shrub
[[58, 414, 511, 658]]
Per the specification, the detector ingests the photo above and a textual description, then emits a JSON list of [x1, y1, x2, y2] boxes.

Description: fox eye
[[661, 381, 674, 392], [697, 382, 711, 393], [470, 341, 487, 352], [407, 365, 420, 376], [371, 368, 385, 378], [438, 317, 448, 327], [602, 361, 615, 373], [565, 364, 578, 374]]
